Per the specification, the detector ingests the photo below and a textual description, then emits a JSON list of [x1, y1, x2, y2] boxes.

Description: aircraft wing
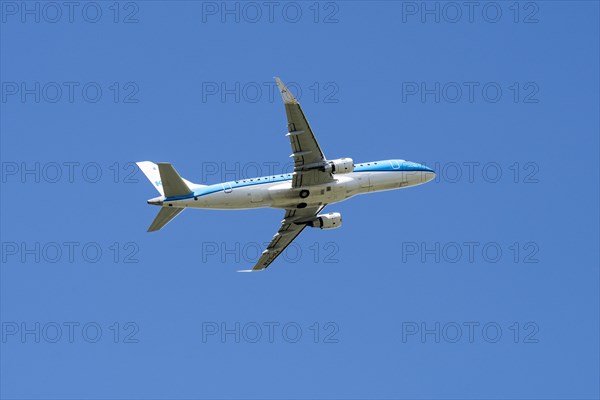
[[239, 205, 325, 272], [275, 77, 334, 187]]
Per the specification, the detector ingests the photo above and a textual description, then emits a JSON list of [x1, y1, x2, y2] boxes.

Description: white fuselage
[[156, 160, 435, 211]]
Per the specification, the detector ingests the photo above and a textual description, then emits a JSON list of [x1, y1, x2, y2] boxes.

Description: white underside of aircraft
[[137, 77, 435, 271]]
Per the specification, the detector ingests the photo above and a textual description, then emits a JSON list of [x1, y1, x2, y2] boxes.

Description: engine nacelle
[[309, 212, 342, 229], [324, 158, 354, 174]]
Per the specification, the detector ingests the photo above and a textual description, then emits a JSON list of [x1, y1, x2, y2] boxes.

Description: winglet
[[274, 77, 298, 104]]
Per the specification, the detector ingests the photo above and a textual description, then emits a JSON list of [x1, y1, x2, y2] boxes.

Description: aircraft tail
[[137, 161, 201, 232], [136, 161, 204, 196]]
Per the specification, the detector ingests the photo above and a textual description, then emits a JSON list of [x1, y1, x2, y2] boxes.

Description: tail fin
[[156, 163, 193, 198], [137, 161, 164, 195], [136, 161, 204, 196], [137, 161, 196, 232], [147, 207, 184, 232]]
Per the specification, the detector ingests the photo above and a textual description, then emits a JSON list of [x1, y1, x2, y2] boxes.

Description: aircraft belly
[[179, 187, 268, 209], [268, 177, 358, 208]]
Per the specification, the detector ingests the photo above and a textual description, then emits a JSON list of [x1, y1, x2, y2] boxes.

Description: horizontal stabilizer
[[148, 207, 184, 232]]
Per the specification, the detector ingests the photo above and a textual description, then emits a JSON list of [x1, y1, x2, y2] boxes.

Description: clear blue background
[[1, 1, 599, 399]]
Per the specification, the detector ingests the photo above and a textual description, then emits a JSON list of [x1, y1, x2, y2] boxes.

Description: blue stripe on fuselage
[[163, 160, 433, 201]]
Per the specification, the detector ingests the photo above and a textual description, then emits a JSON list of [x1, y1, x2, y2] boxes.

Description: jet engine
[[309, 212, 342, 229], [323, 158, 354, 174]]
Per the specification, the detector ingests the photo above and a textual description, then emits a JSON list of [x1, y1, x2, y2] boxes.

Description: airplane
[[137, 77, 435, 272]]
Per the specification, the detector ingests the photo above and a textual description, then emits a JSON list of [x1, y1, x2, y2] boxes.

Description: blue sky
[[1, 1, 598, 399]]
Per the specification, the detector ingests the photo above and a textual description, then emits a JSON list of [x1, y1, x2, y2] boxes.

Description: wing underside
[[242, 206, 325, 272], [240, 78, 333, 272], [275, 77, 334, 187]]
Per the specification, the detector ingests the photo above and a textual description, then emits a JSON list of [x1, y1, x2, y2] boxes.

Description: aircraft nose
[[422, 170, 436, 183], [417, 164, 436, 183]]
